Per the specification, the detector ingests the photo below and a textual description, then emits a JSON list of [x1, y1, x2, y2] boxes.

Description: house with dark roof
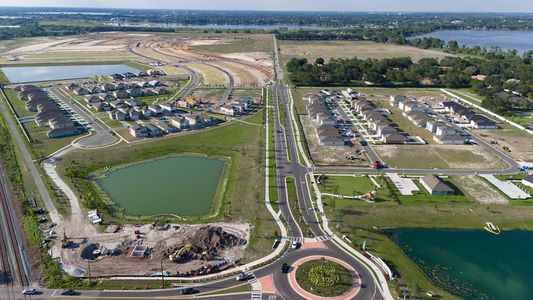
[[420, 175, 455, 195], [469, 115, 498, 129]]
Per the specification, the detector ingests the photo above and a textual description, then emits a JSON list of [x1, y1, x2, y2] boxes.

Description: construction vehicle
[[169, 243, 193, 262]]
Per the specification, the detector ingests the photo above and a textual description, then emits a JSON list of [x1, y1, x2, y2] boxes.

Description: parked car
[[21, 288, 36, 295]]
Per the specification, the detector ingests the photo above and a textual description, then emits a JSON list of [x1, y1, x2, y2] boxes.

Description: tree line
[[286, 53, 532, 113]]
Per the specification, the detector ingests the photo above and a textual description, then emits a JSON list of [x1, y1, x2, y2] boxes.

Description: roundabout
[[289, 255, 361, 300]]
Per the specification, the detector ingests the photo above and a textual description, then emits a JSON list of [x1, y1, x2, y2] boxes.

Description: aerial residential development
[[0, 2, 532, 300]]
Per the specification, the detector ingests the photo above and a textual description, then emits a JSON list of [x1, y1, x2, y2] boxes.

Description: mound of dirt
[[191, 226, 247, 251]]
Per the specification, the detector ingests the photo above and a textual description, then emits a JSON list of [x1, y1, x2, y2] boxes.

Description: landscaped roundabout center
[[292, 256, 361, 299]]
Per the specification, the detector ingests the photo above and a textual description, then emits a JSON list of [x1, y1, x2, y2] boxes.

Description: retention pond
[[386, 228, 533, 300], [1, 64, 140, 83], [96, 156, 226, 217]]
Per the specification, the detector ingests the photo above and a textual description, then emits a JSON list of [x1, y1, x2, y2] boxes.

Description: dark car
[[180, 287, 198, 295], [281, 263, 291, 273], [60, 289, 78, 296]]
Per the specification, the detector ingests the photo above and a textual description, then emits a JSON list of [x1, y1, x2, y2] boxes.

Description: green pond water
[[386, 229, 533, 300], [96, 156, 225, 216]]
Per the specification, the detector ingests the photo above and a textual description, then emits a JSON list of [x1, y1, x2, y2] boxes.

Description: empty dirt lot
[[374, 144, 509, 169]]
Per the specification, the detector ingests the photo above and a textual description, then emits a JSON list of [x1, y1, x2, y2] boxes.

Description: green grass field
[[193, 37, 273, 54], [279, 40, 454, 65]]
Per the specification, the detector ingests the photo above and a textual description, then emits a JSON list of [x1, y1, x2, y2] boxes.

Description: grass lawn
[[4, 88, 34, 117], [279, 40, 454, 65], [22, 122, 81, 157], [320, 175, 471, 205], [56, 108, 278, 262], [193, 36, 273, 54], [295, 259, 353, 297], [319, 175, 376, 196], [0, 68, 9, 84]]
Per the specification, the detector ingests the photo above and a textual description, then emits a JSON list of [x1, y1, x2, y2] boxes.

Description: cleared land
[[279, 40, 454, 64], [191, 36, 273, 54], [186, 62, 228, 86], [474, 126, 533, 161], [55, 110, 277, 262], [374, 144, 508, 169]]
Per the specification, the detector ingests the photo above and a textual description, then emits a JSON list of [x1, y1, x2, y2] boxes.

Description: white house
[[433, 135, 466, 145], [522, 175, 533, 189], [390, 95, 408, 107], [436, 125, 456, 136]]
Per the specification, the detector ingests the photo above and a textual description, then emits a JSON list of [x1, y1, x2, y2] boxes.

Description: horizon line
[[0, 6, 533, 14]]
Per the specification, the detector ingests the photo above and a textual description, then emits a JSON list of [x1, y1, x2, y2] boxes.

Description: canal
[[96, 156, 226, 217], [386, 228, 533, 300]]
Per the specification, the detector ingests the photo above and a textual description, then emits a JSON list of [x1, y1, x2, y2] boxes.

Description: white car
[[22, 288, 36, 295], [291, 241, 300, 249]]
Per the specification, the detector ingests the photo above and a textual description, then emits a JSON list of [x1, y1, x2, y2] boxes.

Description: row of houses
[[306, 97, 346, 146], [219, 96, 255, 116], [441, 101, 498, 129], [83, 86, 168, 105], [15, 85, 81, 138], [105, 102, 176, 121], [402, 110, 468, 145], [129, 113, 214, 138], [352, 97, 408, 144]]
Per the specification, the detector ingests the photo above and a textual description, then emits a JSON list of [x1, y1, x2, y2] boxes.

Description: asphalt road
[[48, 87, 119, 148], [269, 35, 385, 300]]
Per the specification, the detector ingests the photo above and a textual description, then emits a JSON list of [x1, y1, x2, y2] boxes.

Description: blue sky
[[0, 0, 532, 12]]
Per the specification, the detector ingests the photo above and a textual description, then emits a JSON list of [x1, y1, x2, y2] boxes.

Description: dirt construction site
[[1, 32, 274, 87], [58, 222, 249, 277]]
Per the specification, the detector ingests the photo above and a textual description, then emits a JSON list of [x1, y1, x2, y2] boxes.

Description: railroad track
[[0, 163, 30, 288]]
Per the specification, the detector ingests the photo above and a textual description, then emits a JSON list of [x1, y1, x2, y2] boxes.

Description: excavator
[[169, 243, 193, 262]]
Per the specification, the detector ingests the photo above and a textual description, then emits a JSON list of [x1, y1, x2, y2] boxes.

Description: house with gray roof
[[420, 175, 455, 195]]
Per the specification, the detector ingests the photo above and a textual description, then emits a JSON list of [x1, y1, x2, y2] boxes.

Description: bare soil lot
[[59, 223, 249, 277], [374, 144, 508, 169], [279, 40, 454, 64], [455, 175, 509, 205], [474, 126, 533, 161]]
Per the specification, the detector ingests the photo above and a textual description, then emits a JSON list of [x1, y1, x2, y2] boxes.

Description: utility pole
[[160, 258, 165, 287]]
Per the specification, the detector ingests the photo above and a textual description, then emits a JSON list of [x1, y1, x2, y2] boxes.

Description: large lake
[[96, 156, 225, 216], [1, 64, 140, 83], [412, 30, 533, 55], [386, 229, 533, 300]]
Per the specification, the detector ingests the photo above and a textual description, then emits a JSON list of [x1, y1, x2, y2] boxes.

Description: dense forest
[[286, 52, 533, 113]]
